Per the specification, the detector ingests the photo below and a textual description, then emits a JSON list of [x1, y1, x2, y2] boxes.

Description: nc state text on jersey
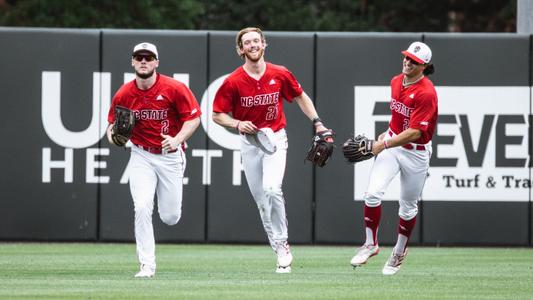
[[390, 98, 413, 117], [240, 92, 279, 107], [133, 109, 168, 120]]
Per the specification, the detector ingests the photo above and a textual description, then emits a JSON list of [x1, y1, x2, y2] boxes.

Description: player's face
[[402, 56, 425, 78], [240, 32, 265, 62], [132, 51, 159, 79]]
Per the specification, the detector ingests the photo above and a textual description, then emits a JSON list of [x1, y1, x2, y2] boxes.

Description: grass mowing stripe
[[0, 243, 531, 299]]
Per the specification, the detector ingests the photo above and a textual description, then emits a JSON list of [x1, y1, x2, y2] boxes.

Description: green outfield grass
[[0, 243, 531, 299]]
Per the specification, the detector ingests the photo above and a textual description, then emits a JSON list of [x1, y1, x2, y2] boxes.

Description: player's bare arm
[[377, 131, 387, 141], [161, 117, 201, 151], [372, 128, 422, 155], [293, 92, 329, 133], [212, 112, 257, 134]]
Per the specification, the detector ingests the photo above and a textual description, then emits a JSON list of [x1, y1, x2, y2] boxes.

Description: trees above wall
[[0, 0, 516, 32]]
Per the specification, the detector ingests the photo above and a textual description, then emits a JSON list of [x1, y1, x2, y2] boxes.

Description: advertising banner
[[353, 86, 531, 202]]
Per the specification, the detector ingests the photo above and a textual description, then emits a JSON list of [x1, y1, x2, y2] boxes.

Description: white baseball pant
[[240, 129, 289, 251], [364, 130, 432, 220], [128, 144, 186, 270]]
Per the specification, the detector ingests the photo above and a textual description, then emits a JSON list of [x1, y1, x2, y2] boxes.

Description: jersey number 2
[[161, 120, 169, 134], [403, 119, 410, 131]]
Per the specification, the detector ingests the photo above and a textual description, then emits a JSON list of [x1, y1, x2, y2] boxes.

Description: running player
[[107, 42, 201, 278], [350, 41, 438, 275], [212, 27, 333, 273]]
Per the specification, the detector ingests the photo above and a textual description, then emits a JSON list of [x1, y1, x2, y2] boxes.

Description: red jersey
[[389, 74, 438, 144], [108, 73, 201, 149], [213, 62, 303, 132]]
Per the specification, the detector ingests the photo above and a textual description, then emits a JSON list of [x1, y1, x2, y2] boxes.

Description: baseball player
[[350, 41, 438, 275], [212, 27, 333, 273], [106, 42, 201, 278]]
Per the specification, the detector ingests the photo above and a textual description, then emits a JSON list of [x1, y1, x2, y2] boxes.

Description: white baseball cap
[[401, 41, 431, 64], [132, 42, 159, 59], [244, 128, 277, 154]]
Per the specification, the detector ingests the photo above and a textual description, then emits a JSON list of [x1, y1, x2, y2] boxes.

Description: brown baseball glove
[[305, 129, 335, 167], [111, 106, 135, 147], [342, 135, 375, 163]]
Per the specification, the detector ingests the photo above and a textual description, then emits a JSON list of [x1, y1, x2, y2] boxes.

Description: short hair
[[235, 27, 266, 58]]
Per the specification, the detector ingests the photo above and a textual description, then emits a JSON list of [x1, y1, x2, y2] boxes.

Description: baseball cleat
[[350, 244, 380, 267], [276, 242, 293, 268], [382, 248, 408, 275], [134, 264, 155, 278], [275, 265, 292, 274]]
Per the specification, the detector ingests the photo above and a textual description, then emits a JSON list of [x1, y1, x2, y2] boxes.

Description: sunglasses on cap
[[404, 56, 422, 65], [133, 54, 157, 62]]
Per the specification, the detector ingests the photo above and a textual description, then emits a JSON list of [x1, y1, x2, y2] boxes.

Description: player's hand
[[106, 124, 115, 144], [237, 121, 258, 134], [372, 140, 386, 156], [314, 124, 333, 143], [161, 133, 182, 151]]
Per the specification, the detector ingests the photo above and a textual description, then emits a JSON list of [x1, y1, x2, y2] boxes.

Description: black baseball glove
[[305, 130, 335, 167], [342, 135, 375, 164], [111, 106, 135, 147]]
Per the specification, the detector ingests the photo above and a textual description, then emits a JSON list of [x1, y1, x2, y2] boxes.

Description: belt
[[135, 144, 177, 154], [401, 143, 426, 151], [388, 130, 426, 151]]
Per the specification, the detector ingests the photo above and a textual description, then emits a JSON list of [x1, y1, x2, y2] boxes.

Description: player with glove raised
[[106, 42, 201, 279], [348, 42, 438, 276]]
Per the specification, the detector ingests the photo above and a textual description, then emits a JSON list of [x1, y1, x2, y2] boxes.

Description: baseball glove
[[342, 135, 375, 164], [111, 106, 135, 147], [305, 130, 335, 167]]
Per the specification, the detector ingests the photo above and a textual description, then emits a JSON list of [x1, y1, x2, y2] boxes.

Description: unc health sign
[[40, 71, 245, 186], [353, 86, 531, 202]]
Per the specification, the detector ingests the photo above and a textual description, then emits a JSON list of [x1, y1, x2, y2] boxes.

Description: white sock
[[394, 234, 408, 255], [364, 227, 375, 246]]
